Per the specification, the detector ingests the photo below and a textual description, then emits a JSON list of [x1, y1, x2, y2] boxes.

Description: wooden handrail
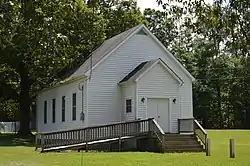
[[178, 118, 208, 149], [193, 119, 207, 146], [40, 118, 154, 135], [194, 119, 207, 135], [151, 119, 165, 152], [152, 119, 165, 135]]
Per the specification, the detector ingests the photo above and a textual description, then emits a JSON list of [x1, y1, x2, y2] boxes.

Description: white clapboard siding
[[137, 63, 180, 133], [87, 33, 193, 131], [121, 83, 136, 121], [180, 83, 193, 118], [122, 34, 193, 120], [36, 79, 87, 133]]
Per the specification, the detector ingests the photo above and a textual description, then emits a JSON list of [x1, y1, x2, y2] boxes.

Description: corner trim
[[135, 82, 138, 120]]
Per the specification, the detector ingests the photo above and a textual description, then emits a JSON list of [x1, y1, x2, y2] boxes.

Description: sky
[[137, 0, 214, 11]]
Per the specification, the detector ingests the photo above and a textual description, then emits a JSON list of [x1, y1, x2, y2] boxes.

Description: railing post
[[136, 120, 140, 134], [35, 133, 39, 151], [41, 135, 45, 152], [160, 134, 164, 153], [205, 133, 207, 149], [78, 130, 81, 143], [230, 139, 235, 158], [178, 119, 180, 133], [86, 129, 89, 152], [206, 138, 211, 156], [193, 119, 195, 133], [148, 119, 151, 137], [118, 124, 121, 152]]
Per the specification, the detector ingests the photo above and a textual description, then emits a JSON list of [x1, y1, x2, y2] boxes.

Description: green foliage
[[144, 9, 176, 49], [154, 0, 250, 128], [0, 0, 107, 134], [99, 0, 147, 38], [1, 0, 107, 89], [0, 99, 19, 121]]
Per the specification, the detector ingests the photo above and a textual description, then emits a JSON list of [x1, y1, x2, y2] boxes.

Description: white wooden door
[[147, 98, 169, 132], [147, 98, 158, 119]]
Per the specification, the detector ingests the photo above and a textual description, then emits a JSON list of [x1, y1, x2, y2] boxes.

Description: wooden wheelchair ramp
[[41, 136, 136, 152], [35, 118, 164, 153]]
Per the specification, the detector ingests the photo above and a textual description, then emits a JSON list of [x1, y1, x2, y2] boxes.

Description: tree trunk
[[246, 109, 250, 129], [217, 84, 223, 128], [18, 71, 32, 136], [244, 100, 250, 129]]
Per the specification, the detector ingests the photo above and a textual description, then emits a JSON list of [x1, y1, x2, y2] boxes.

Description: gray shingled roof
[[66, 24, 143, 80], [119, 59, 158, 83], [119, 58, 185, 84]]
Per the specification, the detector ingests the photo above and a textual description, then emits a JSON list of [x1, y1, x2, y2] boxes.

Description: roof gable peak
[[119, 58, 184, 85]]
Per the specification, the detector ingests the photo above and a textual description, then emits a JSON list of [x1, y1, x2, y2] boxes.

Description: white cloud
[[137, 0, 214, 12], [137, 0, 162, 11]]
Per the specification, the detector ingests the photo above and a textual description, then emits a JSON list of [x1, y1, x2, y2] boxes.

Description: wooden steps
[[163, 134, 205, 153], [164, 148, 205, 153]]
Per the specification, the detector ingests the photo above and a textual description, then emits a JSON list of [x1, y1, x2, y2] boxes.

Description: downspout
[[86, 78, 89, 126], [78, 78, 87, 127], [89, 2, 96, 80], [135, 82, 138, 120], [119, 84, 123, 122], [179, 81, 184, 120], [85, 0, 95, 126]]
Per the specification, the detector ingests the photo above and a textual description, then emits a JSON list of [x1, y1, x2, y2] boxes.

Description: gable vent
[[136, 30, 148, 36]]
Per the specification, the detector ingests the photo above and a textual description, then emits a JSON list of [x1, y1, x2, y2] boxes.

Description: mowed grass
[[0, 130, 250, 166]]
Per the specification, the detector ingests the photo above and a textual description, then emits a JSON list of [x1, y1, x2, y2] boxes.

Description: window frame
[[62, 96, 66, 122], [72, 93, 76, 121], [44, 101, 47, 124], [125, 99, 132, 113], [52, 99, 56, 123]]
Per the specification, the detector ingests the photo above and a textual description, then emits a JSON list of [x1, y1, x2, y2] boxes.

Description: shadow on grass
[[0, 133, 35, 147]]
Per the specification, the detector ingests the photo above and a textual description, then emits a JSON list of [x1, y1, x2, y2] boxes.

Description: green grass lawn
[[0, 130, 250, 166]]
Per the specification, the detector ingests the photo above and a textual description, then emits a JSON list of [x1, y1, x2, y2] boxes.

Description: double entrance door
[[147, 98, 170, 133]]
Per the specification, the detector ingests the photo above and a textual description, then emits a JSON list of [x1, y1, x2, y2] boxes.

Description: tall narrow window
[[126, 99, 132, 113], [52, 99, 56, 123], [44, 101, 47, 124], [62, 96, 65, 122], [72, 93, 76, 121]]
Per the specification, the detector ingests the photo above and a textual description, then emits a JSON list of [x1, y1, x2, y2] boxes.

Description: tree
[[144, 8, 176, 50], [0, 99, 19, 121], [0, 0, 106, 135], [155, 0, 250, 128], [0, 0, 148, 135], [98, 0, 148, 38]]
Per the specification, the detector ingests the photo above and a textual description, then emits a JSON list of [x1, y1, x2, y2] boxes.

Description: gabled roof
[[67, 24, 142, 80], [119, 58, 184, 85], [50, 23, 195, 92], [39, 25, 143, 93], [67, 24, 194, 81], [119, 61, 149, 83]]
